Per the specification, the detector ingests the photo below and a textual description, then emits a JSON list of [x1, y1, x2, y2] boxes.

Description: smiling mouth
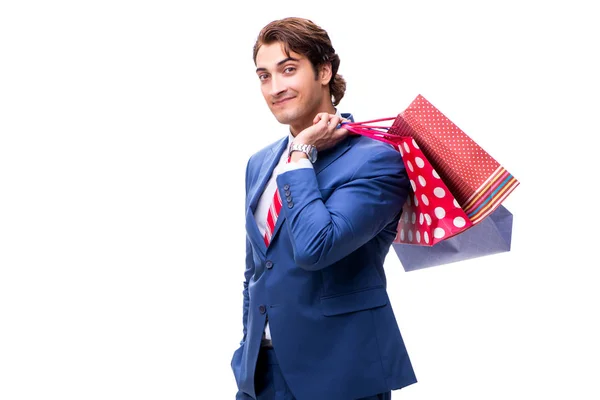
[[273, 97, 294, 105]]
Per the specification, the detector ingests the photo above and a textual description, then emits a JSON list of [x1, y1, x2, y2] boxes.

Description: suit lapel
[[314, 135, 352, 175], [246, 137, 289, 254], [248, 139, 288, 212]]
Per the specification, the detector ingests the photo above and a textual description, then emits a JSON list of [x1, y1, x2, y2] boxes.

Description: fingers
[[323, 114, 349, 139], [313, 113, 343, 126], [302, 113, 349, 151], [328, 115, 342, 129], [313, 112, 330, 125], [312, 113, 342, 129], [327, 115, 347, 135]]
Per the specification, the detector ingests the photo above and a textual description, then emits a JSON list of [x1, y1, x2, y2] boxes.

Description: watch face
[[309, 147, 318, 163]]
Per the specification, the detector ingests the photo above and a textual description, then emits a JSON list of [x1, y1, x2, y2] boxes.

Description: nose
[[269, 75, 287, 97]]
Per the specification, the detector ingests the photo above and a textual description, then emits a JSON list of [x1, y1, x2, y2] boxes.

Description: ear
[[319, 62, 333, 86]]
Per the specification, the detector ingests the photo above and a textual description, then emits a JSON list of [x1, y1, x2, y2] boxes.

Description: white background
[[1, 0, 598, 399]]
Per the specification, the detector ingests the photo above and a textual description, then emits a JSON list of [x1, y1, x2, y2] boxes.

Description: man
[[231, 17, 417, 400]]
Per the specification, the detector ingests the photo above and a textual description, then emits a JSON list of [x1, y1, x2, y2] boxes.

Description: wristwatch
[[288, 142, 318, 163]]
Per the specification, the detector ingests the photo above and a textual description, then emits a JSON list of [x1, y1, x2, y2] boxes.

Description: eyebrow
[[256, 57, 299, 73]]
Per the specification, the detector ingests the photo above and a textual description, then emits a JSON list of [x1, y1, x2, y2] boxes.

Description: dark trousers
[[236, 347, 392, 400]]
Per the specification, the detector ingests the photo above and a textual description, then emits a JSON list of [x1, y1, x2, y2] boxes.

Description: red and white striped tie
[[263, 153, 292, 247], [263, 188, 283, 247]]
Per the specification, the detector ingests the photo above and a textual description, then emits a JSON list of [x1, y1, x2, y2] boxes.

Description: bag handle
[[341, 118, 403, 147]]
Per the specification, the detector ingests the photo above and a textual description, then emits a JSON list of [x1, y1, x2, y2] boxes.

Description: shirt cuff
[[282, 158, 314, 172]]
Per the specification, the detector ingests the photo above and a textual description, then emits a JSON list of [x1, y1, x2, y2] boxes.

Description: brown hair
[[253, 17, 347, 106]]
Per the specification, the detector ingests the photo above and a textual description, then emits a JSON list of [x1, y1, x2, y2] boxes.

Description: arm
[[240, 159, 254, 344], [277, 146, 409, 271], [241, 236, 253, 343]]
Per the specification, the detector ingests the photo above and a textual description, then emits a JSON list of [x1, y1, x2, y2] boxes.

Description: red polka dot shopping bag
[[343, 94, 519, 270]]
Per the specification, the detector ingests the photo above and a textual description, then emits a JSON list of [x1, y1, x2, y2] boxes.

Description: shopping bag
[[392, 204, 514, 271], [393, 135, 473, 245], [389, 95, 519, 226], [343, 94, 519, 247]]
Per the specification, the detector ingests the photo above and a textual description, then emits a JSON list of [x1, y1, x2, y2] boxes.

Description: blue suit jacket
[[231, 115, 417, 399]]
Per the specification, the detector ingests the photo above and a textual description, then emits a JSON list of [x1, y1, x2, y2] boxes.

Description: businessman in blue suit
[[231, 17, 417, 399]]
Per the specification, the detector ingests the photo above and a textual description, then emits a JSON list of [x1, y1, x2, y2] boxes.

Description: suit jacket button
[[265, 260, 273, 269], [259, 305, 266, 314], [287, 202, 294, 208], [283, 184, 290, 190]]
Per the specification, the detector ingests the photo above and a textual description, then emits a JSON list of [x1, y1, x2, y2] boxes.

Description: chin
[[271, 109, 297, 126]]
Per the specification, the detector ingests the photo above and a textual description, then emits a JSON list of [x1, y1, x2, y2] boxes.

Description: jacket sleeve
[[240, 158, 254, 343], [276, 146, 409, 271], [241, 236, 253, 343]]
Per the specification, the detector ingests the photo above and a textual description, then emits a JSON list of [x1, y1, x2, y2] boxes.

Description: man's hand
[[294, 113, 349, 152]]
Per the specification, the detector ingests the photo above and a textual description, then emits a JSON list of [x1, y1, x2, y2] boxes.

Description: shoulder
[[346, 135, 404, 175], [340, 111, 401, 161], [348, 134, 398, 154]]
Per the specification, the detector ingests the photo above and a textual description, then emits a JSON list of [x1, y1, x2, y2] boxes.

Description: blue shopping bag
[[392, 205, 514, 271]]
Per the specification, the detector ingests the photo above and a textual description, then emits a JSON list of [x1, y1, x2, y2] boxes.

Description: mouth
[[272, 97, 295, 106]]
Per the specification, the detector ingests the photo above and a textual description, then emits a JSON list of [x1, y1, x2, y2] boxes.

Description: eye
[[258, 73, 269, 81], [283, 66, 296, 74]]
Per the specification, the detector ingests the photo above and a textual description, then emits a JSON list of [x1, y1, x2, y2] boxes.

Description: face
[[255, 42, 332, 134]]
